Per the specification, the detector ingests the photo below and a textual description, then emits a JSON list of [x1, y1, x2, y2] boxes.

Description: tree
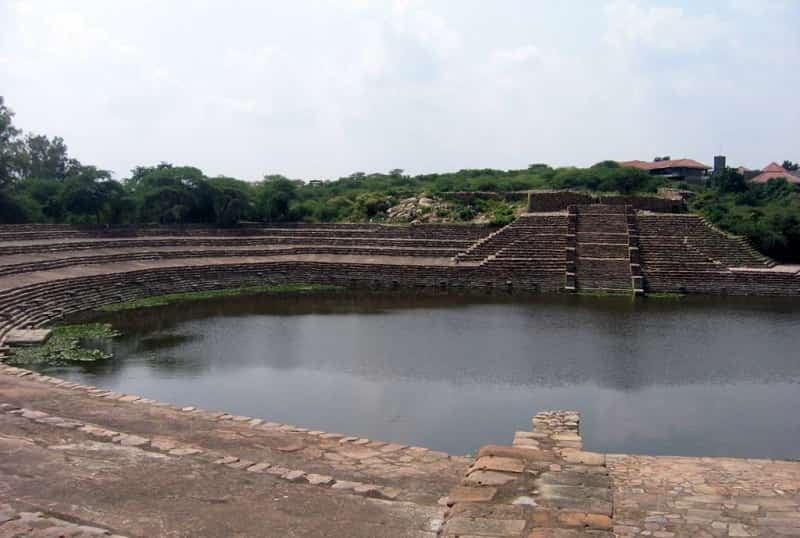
[[256, 175, 299, 222], [19, 178, 65, 220], [61, 166, 116, 224], [712, 167, 747, 193], [0, 96, 23, 188], [19, 134, 74, 180], [782, 160, 799, 171], [125, 164, 205, 223]]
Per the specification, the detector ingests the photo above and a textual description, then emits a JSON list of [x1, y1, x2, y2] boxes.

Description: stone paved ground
[[608, 454, 800, 537], [2, 365, 799, 537]]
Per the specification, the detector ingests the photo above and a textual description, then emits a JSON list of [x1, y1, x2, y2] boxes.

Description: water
[[39, 291, 800, 459]]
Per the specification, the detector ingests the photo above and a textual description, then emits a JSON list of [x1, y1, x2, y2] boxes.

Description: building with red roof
[[749, 163, 800, 185], [619, 158, 710, 181]]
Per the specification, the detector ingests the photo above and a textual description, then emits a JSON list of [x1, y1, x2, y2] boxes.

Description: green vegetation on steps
[[96, 283, 344, 312], [6, 323, 119, 365]]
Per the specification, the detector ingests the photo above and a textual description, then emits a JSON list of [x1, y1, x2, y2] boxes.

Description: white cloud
[[604, 0, 725, 53], [0, 0, 797, 179]]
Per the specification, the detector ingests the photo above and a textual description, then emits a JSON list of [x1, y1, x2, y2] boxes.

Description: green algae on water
[[6, 323, 119, 365]]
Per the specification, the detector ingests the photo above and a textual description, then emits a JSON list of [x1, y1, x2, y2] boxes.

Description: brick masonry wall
[[439, 191, 530, 203], [527, 191, 686, 213]]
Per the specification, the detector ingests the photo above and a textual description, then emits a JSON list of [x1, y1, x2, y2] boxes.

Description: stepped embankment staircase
[[565, 204, 642, 295]]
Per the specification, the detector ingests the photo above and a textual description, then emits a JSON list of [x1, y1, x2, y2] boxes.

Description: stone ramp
[[440, 410, 613, 537]]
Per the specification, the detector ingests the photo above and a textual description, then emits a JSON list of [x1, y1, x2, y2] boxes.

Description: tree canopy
[[0, 96, 798, 261]]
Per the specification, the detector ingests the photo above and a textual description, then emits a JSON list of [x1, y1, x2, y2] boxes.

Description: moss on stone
[[644, 292, 685, 300], [95, 283, 344, 312]]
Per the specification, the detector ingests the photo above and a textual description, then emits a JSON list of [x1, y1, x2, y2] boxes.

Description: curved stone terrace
[[0, 220, 799, 536]]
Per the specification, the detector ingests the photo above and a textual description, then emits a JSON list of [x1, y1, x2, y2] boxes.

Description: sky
[[1, 0, 798, 181]]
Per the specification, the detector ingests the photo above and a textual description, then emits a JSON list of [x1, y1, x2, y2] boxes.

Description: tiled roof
[[750, 163, 800, 184], [619, 159, 710, 171]]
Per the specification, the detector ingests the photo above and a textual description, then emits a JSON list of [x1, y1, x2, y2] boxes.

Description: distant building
[[749, 163, 800, 185], [619, 158, 710, 181]]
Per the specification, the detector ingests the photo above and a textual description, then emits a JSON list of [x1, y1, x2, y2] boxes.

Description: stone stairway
[[569, 205, 635, 294], [440, 410, 613, 537]]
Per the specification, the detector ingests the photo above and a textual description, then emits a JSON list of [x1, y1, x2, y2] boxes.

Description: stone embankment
[[3, 363, 799, 536]]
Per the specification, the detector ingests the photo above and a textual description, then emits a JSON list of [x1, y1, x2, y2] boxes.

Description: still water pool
[[39, 291, 800, 458]]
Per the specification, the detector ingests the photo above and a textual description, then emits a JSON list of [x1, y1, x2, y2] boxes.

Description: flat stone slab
[[5, 329, 52, 346], [470, 456, 525, 474]]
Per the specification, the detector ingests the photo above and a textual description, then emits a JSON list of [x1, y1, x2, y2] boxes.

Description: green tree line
[[1, 97, 798, 261]]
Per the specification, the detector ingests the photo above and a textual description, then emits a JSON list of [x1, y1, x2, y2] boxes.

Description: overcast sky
[[1, 0, 798, 181]]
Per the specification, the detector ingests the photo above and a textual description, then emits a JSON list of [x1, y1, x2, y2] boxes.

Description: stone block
[[560, 450, 605, 466], [5, 329, 51, 346], [463, 470, 517, 487], [306, 474, 334, 486], [470, 456, 525, 474], [477, 444, 555, 462], [448, 486, 498, 504]]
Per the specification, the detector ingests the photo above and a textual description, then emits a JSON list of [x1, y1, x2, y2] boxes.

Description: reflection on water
[[42, 291, 800, 458]]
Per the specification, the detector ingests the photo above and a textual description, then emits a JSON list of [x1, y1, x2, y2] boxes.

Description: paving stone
[[378, 443, 407, 454], [445, 516, 526, 536], [0, 504, 17, 525], [113, 434, 150, 447], [281, 470, 306, 482], [463, 470, 517, 487], [246, 462, 272, 473], [556, 511, 613, 530], [353, 484, 384, 497], [378, 487, 401, 500], [470, 456, 525, 474], [226, 459, 255, 470], [477, 444, 555, 462], [448, 486, 498, 504], [559, 450, 605, 466], [275, 442, 304, 453], [80, 425, 117, 438], [306, 474, 334, 486], [337, 446, 381, 460], [53, 420, 84, 429], [331, 480, 360, 491], [169, 447, 202, 456], [265, 466, 290, 476], [213, 456, 239, 465], [21, 409, 49, 420], [150, 439, 179, 451]]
